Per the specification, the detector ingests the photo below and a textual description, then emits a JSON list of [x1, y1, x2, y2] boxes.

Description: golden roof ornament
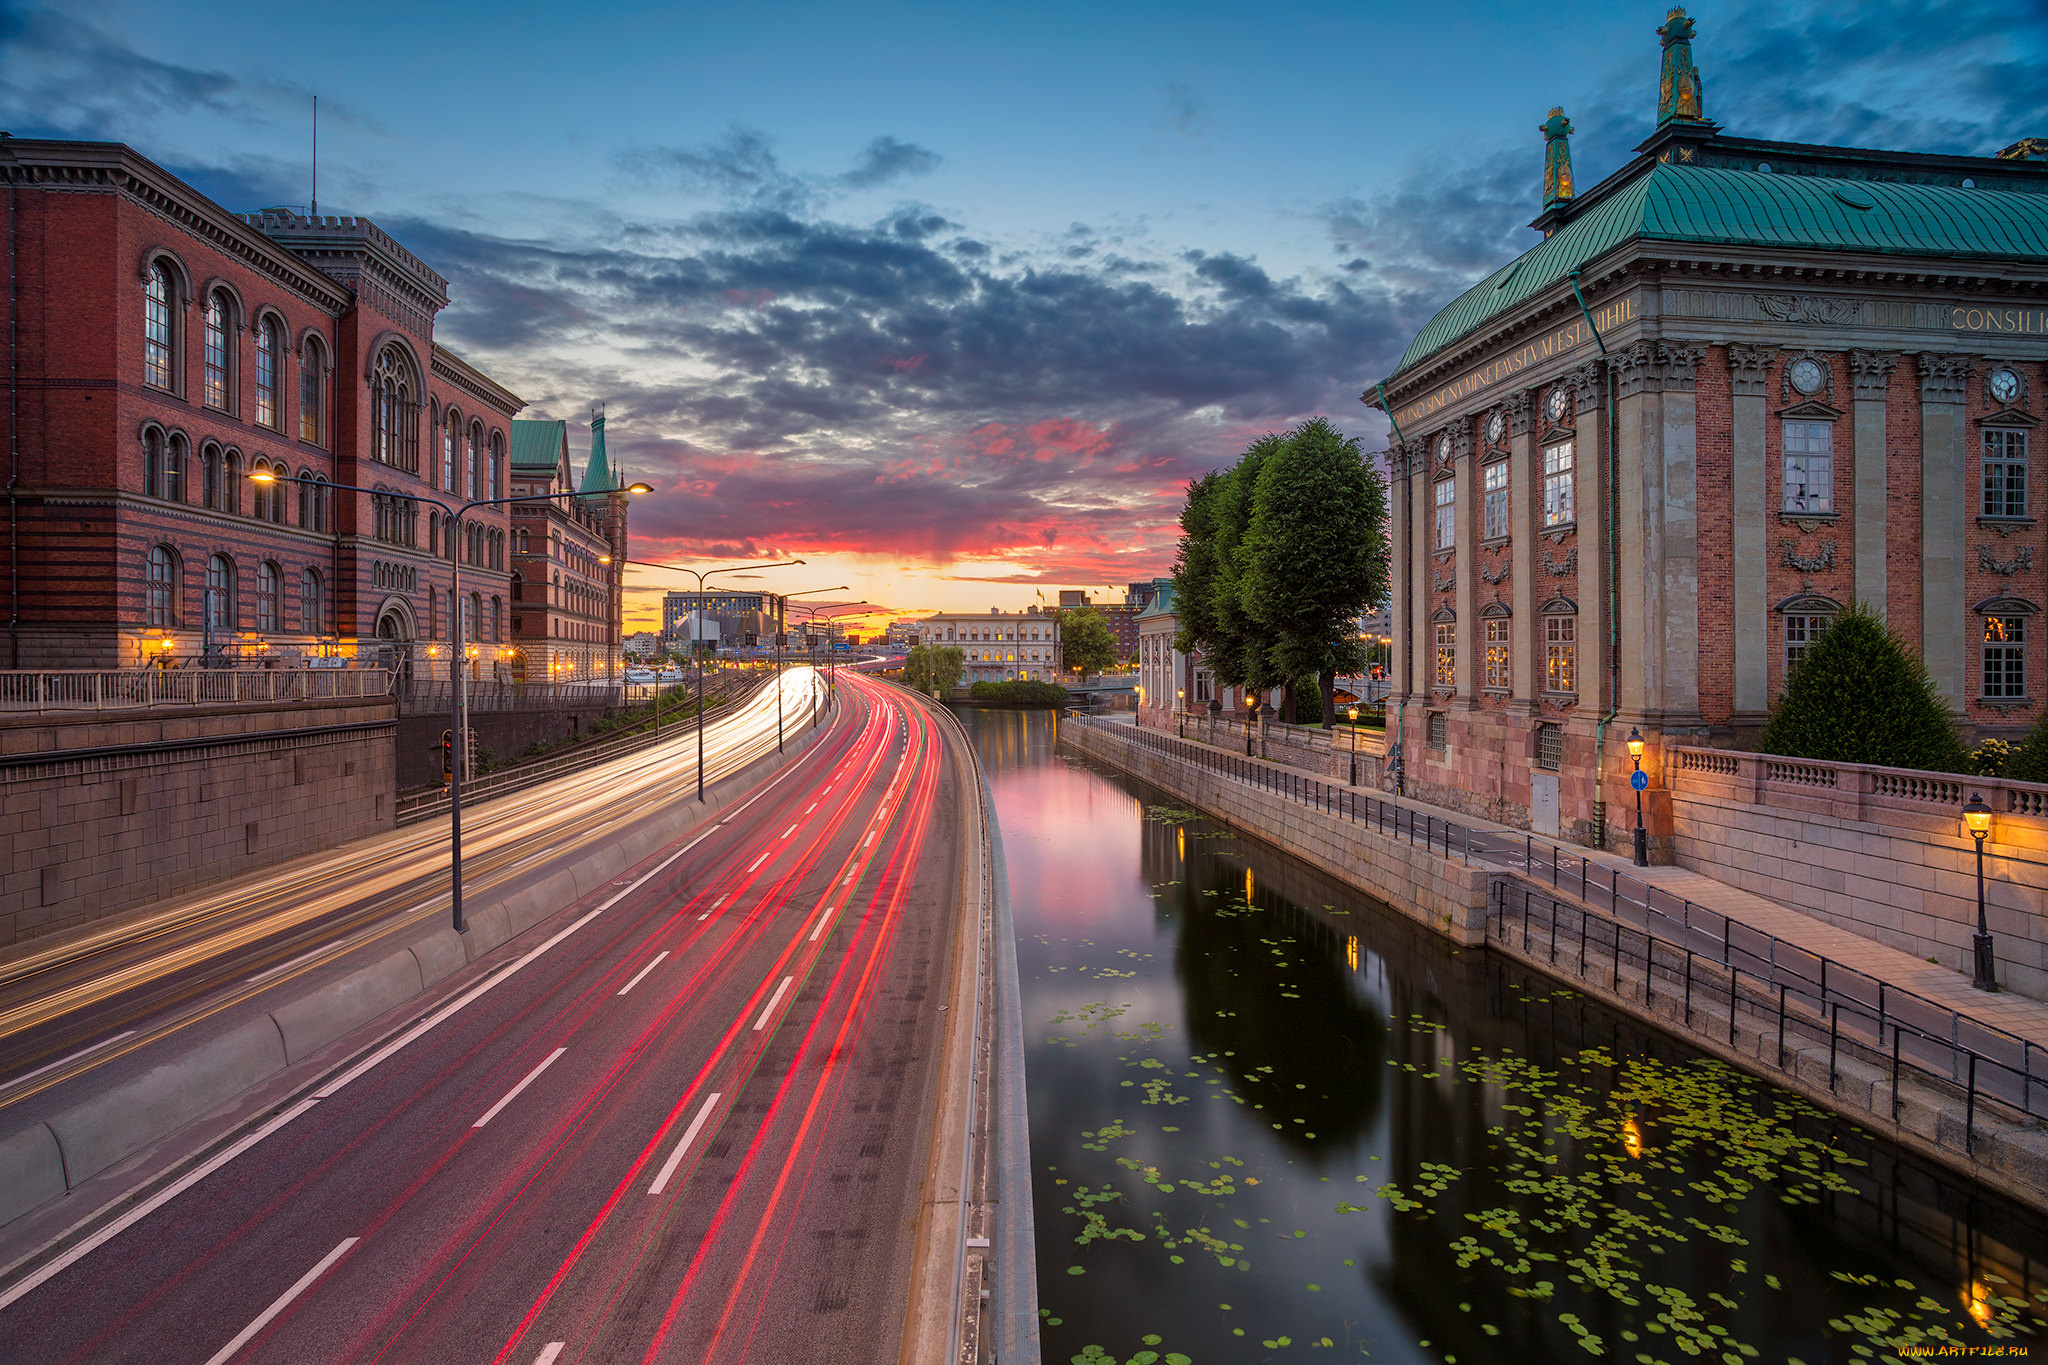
[[1541, 107, 1576, 207], [1657, 7, 1705, 126]]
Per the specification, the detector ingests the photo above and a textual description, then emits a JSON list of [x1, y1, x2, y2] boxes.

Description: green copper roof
[[584, 415, 614, 493], [1392, 164, 2048, 377], [510, 419, 567, 470]]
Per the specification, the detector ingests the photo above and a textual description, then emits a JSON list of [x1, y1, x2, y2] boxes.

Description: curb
[[0, 698, 833, 1233]]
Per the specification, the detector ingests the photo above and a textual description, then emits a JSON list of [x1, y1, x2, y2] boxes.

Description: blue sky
[[4, 0, 2043, 621]]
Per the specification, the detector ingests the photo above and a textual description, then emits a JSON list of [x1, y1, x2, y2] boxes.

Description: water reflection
[[970, 709, 2048, 1362]]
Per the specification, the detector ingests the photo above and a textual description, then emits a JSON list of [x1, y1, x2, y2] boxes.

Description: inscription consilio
[[1951, 307, 2048, 336], [1386, 297, 1636, 431]]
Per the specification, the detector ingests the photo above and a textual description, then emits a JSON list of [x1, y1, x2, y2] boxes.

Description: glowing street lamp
[[1627, 726, 1648, 868], [1347, 704, 1360, 785], [1965, 792, 1998, 991]]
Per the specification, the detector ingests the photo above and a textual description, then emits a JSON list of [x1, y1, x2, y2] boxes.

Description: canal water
[[963, 708, 2048, 1365]]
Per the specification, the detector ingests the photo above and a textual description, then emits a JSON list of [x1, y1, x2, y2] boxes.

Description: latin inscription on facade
[[1389, 297, 1636, 431], [1951, 307, 2048, 337]]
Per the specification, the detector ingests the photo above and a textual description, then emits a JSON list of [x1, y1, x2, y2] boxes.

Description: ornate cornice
[[431, 344, 524, 417], [1566, 362, 1602, 411], [1656, 340, 1707, 391], [1755, 294, 1858, 326], [1847, 350, 1899, 403], [1919, 352, 1974, 404], [1726, 343, 1777, 398], [1609, 341, 1658, 400]]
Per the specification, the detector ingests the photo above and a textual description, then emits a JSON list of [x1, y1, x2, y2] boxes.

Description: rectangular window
[[1483, 460, 1509, 540], [1986, 616, 2027, 699], [1785, 613, 1831, 675], [1545, 615, 1577, 693], [1427, 711, 1447, 751], [1483, 618, 1509, 689], [1434, 477, 1455, 551], [1984, 430, 2029, 518], [1433, 622, 1454, 688], [1536, 722, 1563, 771], [1543, 441, 1575, 526], [1783, 421, 1834, 513]]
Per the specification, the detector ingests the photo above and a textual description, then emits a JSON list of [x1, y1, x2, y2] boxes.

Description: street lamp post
[[253, 470, 651, 933], [1346, 705, 1360, 786], [780, 590, 855, 744], [1176, 688, 1185, 739], [1627, 726, 1649, 868], [1965, 793, 1998, 991], [1389, 742, 1404, 798]]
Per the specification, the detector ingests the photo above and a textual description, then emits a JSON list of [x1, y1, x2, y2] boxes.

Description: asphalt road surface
[[0, 670, 966, 1364]]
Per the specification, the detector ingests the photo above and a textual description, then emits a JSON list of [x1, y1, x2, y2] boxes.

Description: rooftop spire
[[585, 402, 614, 492], [1657, 7, 1706, 126], [1542, 107, 1575, 208]]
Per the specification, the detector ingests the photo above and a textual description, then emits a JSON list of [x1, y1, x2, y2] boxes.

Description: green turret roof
[[1391, 163, 2048, 378], [584, 412, 615, 493]]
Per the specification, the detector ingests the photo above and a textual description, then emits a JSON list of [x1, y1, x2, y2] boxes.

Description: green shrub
[[1758, 602, 1969, 774], [1971, 737, 2013, 778], [2008, 713, 2048, 784], [967, 679, 1068, 705]]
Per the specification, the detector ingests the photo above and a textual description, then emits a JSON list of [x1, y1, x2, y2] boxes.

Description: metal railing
[[0, 668, 393, 712], [1492, 879, 2048, 1144], [1079, 715, 2048, 1135], [397, 680, 628, 715]]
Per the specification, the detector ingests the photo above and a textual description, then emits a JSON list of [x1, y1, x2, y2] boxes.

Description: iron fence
[[0, 668, 392, 712]]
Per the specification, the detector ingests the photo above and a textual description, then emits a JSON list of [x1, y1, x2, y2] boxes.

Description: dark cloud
[[615, 127, 943, 214], [840, 136, 942, 189]]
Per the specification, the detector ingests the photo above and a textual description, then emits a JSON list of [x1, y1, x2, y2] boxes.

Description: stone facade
[[919, 610, 1061, 684]]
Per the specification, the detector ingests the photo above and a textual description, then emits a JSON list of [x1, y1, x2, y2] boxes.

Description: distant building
[[660, 589, 778, 651], [624, 631, 658, 657], [919, 609, 1063, 684], [1136, 581, 1215, 727], [508, 413, 628, 682]]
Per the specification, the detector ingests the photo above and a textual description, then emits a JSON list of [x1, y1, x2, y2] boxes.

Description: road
[[0, 670, 969, 1364]]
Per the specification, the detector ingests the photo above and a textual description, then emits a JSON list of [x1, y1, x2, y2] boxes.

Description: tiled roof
[[510, 419, 567, 470], [1392, 163, 2048, 377]]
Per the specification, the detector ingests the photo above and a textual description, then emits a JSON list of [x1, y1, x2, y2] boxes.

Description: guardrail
[[1080, 715, 2048, 1138], [1492, 878, 2047, 1143], [0, 668, 393, 713], [397, 680, 628, 715]]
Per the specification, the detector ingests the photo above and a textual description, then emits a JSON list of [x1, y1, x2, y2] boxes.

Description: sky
[[3, 0, 2043, 632]]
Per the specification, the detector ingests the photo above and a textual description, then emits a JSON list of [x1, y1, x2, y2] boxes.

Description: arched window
[[144, 428, 165, 498], [371, 347, 420, 471], [223, 449, 242, 515], [372, 489, 390, 543], [443, 409, 460, 492], [201, 443, 222, 510], [467, 421, 483, 501], [489, 431, 504, 501], [491, 596, 503, 642], [254, 315, 280, 429], [297, 470, 315, 531], [471, 592, 483, 647], [146, 544, 180, 627], [255, 561, 281, 632], [299, 335, 325, 445], [428, 509, 441, 557], [206, 554, 235, 632], [144, 262, 176, 390], [164, 434, 188, 503], [203, 289, 233, 410], [427, 585, 440, 639], [303, 568, 326, 634], [402, 497, 419, 547]]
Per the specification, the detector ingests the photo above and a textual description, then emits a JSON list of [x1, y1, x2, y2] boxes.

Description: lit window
[[1783, 421, 1834, 513], [144, 263, 175, 389], [1984, 430, 2028, 518], [1484, 618, 1509, 689], [203, 291, 231, 410], [1483, 460, 1509, 540], [1545, 615, 1577, 693], [255, 317, 280, 428], [1434, 476, 1455, 550], [1785, 613, 1831, 675], [1985, 616, 2027, 699], [1433, 622, 1455, 687], [1543, 441, 1575, 526], [255, 562, 280, 632], [147, 545, 179, 627]]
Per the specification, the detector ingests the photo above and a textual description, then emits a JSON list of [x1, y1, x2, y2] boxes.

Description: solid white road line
[[0, 1030, 137, 1093], [616, 951, 669, 996], [533, 1345, 566, 1365], [0, 1097, 319, 1313], [753, 975, 794, 1031], [473, 1048, 567, 1129], [648, 1092, 723, 1195], [200, 1235, 359, 1365]]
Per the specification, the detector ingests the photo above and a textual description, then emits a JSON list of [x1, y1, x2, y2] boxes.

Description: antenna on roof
[[310, 95, 318, 217]]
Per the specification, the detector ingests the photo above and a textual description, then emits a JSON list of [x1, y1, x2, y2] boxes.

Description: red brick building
[[0, 136, 518, 676], [1370, 14, 2047, 849], [508, 413, 627, 681]]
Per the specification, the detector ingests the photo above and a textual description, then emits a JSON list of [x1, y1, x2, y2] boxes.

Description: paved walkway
[[1122, 718, 2048, 1051]]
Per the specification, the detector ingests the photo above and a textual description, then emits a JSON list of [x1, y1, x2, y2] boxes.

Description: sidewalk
[[1138, 717, 2048, 1053]]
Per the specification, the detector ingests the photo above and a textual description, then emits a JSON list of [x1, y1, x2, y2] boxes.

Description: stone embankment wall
[[1667, 747, 2048, 999], [1060, 719, 1488, 945], [0, 697, 395, 946], [1168, 713, 1389, 786]]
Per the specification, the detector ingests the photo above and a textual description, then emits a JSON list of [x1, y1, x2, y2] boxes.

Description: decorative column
[[1919, 353, 1973, 709], [1657, 340, 1706, 729], [1408, 437, 1433, 734], [1448, 422, 1478, 701], [1611, 341, 1660, 719], [1568, 362, 1607, 714], [1609, 340, 1704, 729], [1506, 391, 1538, 706], [1849, 350, 1898, 619], [1728, 343, 1776, 717], [1389, 444, 1411, 706]]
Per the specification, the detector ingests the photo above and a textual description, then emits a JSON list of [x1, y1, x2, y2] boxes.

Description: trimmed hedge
[[1758, 602, 1970, 774], [967, 679, 1069, 705]]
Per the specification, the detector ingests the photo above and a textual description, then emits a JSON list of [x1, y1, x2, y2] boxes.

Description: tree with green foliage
[[1204, 436, 1286, 703], [967, 679, 1068, 704], [2007, 712, 2048, 784], [1758, 602, 1969, 773], [1170, 470, 1222, 659], [901, 643, 963, 695], [1061, 607, 1117, 678], [1240, 417, 1390, 727]]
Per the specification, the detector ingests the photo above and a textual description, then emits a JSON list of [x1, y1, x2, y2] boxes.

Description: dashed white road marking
[[474, 1048, 567, 1128], [649, 1092, 723, 1195], [1, 1030, 136, 1093], [617, 951, 669, 996], [753, 975, 794, 1031], [201, 1236, 358, 1365], [533, 1344, 565, 1365]]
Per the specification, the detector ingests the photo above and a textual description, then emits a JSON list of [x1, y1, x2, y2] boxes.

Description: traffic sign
[[1630, 769, 1649, 791]]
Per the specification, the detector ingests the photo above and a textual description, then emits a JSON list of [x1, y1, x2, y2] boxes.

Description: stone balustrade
[[0, 668, 392, 714]]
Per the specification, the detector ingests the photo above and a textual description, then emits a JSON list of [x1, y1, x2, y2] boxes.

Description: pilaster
[[1728, 343, 1775, 714], [1448, 423, 1477, 700], [1850, 350, 1899, 620], [1656, 341, 1705, 727], [1919, 352, 1972, 709], [1390, 446, 1411, 703], [1567, 362, 1606, 713], [1506, 390, 1537, 706], [1408, 439, 1432, 708]]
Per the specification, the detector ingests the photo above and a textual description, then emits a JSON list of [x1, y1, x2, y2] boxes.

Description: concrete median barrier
[[406, 926, 470, 988], [269, 949, 425, 1065], [0, 1123, 66, 1230]]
